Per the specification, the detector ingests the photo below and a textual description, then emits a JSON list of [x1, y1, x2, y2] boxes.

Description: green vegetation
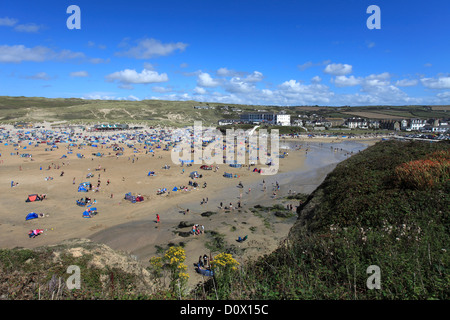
[[0, 240, 155, 299], [196, 140, 450, 299]]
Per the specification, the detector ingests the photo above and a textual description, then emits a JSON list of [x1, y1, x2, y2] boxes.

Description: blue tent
[[83, 210, 91, 218], [78, 183, 89, 192], [172, 187, 178, 191], [148, 171, 155, 176], [26, 212, 39, 221]]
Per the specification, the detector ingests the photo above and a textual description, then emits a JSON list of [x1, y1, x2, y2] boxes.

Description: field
[[341, 111, 411, 119]]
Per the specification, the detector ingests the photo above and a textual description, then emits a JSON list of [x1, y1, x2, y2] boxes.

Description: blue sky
[[1, 0, 449, 106]]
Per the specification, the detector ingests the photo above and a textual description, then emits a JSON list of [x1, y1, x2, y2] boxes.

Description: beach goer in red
[[156, 214, 160, 223]]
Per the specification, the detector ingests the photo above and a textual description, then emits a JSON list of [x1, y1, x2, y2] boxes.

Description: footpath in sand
[[0, 126, 381, 288]]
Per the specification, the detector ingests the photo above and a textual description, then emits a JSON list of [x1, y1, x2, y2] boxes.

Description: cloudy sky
[[1, 0, 450, 106]]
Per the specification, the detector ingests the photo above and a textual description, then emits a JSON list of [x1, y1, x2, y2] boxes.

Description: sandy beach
[[0, 123, 382, 288]]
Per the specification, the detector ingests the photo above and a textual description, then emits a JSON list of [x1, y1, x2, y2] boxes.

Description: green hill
[[0, 96, 448, 127]]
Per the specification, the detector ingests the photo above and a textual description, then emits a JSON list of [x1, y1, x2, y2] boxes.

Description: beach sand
[[0, 125, 381, 288]]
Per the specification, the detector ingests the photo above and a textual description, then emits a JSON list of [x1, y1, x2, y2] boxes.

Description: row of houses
[[344, 117, 450, 133], [91, 124, 129, 131]]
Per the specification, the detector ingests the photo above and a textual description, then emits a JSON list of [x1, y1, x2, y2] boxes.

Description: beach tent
[[83, 207, 97, 218], [83, 210, 91, 218], [26, 194, 42, 202], [78, 182, 90, 192], [147, 171, 155, 176], [172, 187, 178, 191], [26, 212, 39, 221], [223, 172, 233, 178]]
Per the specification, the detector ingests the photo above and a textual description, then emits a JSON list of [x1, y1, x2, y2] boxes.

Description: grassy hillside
[[0, 96, 448, 127], [196, 140, 449, 299]]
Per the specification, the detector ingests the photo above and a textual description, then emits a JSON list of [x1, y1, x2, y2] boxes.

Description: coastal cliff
[[230, 139, 449, 299]]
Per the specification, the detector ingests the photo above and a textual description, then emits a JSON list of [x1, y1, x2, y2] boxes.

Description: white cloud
[[436, 91, 450, 100], [82, 92, 141, 101], [89, 57, 110, 64], [332, 73, 391, 88], [193, 86, 207, 95], [26, 72, 51, 80], [0, 44, 104, 64], [116, 38, 188, 59], [0, 45, 51, 63], [152, 86, 173, 93], [244, 71, 264, 82], [216, 67, 237, 77], [333, 75, 361, 87], [298, 61, 314, 71], [0, 17, 18, 26], [14, 23, 42, 33], [275, 80, 334, 105], [70, 71, 89, 78], [216, 67, 247, 77], [225, 77, 255, 94], [143, 62, 155, 70], [197, 72, 220, 87], [105, 68, 169, 85], [87, 41, 106, 50], [324, 63, 353, 76], [421, 76, 450, 89], [395, 79, 418, 87], [127, 95, 140, 101], [311, 76, 322, 83], [298, 60, 330, 71], [363, 72, 391, 87]]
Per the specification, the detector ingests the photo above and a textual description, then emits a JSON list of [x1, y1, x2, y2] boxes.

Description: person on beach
[[156, 214, 160, 223]]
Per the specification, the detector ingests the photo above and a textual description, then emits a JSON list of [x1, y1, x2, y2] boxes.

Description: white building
[[346, 118, 368, 129], [275, 114, 291, 126], [409, 119, 427, 131], [432, 124, 450, 133]]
